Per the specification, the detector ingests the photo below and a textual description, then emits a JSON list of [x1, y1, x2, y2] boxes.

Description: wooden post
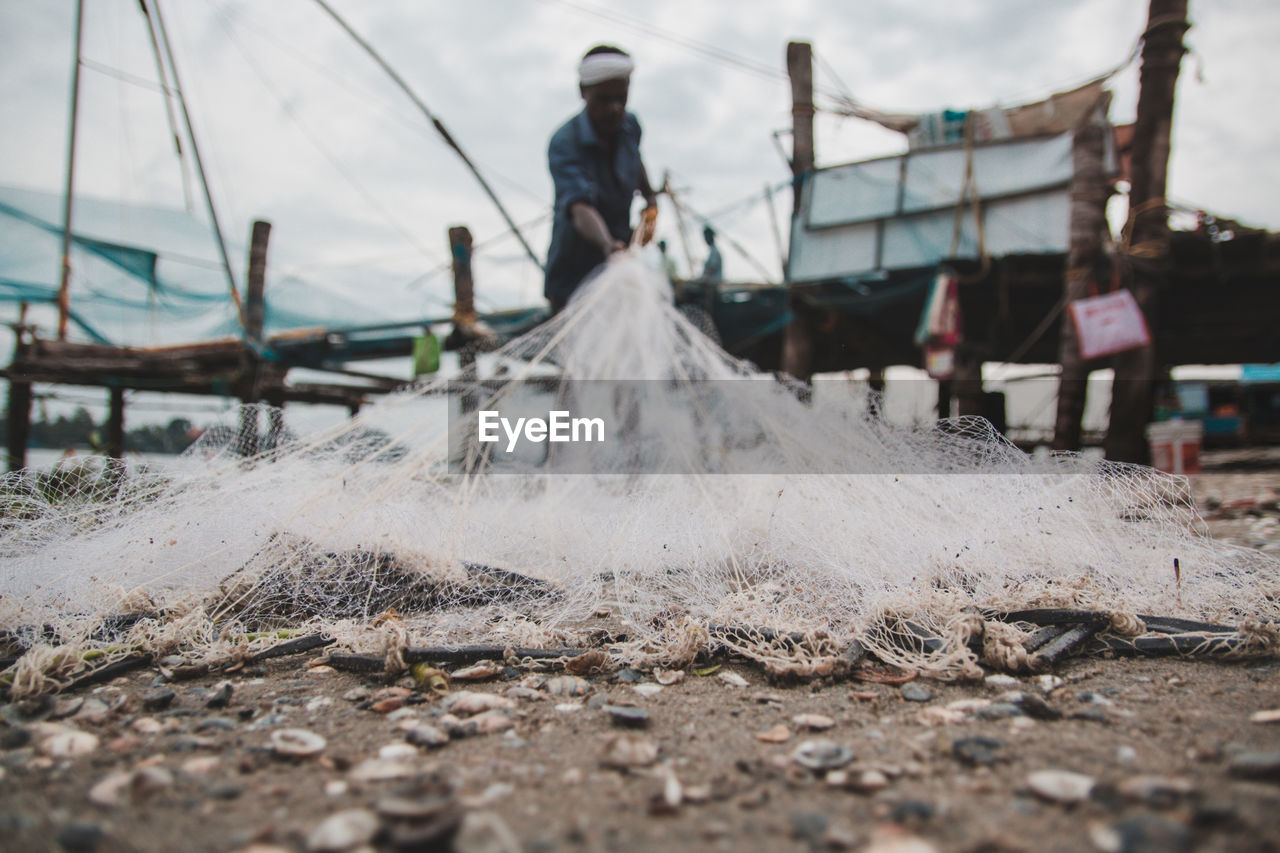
[[782, 41, 815, 383], [1053, 97, 1111, 451], [235, 220, 271, 457], [449, 226, 479, 413], [449, 226, 476, 329], [245, 220, 270, 348], [1105, 0, 1189, 463], [106, 386, 125, 460], [954, 349, 985, 418], [56, 0, 86, 342], [6, 379, 32, 473]]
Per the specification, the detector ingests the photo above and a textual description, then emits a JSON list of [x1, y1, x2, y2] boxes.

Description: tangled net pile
[[2, 256, 1277, 695]]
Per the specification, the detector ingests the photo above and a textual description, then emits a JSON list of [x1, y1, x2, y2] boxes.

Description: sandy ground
[[1, 453, 1278, 853]]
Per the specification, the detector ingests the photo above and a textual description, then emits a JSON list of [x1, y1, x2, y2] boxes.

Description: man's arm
[[569, 201, 626, 256]]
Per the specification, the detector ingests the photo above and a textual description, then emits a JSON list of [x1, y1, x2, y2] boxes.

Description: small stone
[[406, 724, 450, 748], [305, 697, 333, 713], [443, 691, 517, 716], [614, 669, 644, 683], [451, 661, 504, 681], [130, 717, 165, 735], [1073, 707, 1111, 724], [648, 765, 682, 815], [755, 724, 792, 743], [632, 684, 664, 698], [602, 704, 649, 727], [653, 668, 685, 686], [50, 696, 84, 720], [1026, 769, 1095, 803], [984, 674, 1019, 688], [71, 698, 111, 725], [205, 781, 244, 801], [565, 650, 612, 675], [55, 822, 105, 853], [900, 683, 932, 702], [890, 800, 936, 824], [87, 766, 174, 807], [864, 824, 938, 853], [554, 703, 584, 713], [544, 676, 589, 697], [1116, 745, 1138, 764], [378, 743, 419, 761], [205, 681, 234, 709], [835, 768, 889, 793], [600, 733, 659, 768], [306, 808, 379, 852], [342, 687, 371, 703], [269, 728, 326, 758], [791, 812, 829, 844], [453, 810, 521, 853], [1090, 815, 1192, 853], [1116, 774, 1195, 808], [792, 713, 836, 731], [791, 739, 854, 772], [369, 697, 406, 714], [974, 703, 1023, 721], [1035, 674, 1065, 694], [952, 736, 1003, 767], [180, 756, 220, 775], [196, 717, 236, 732], [718, 670, 749, 688], [348, 757, 418, 782], [41, 729, 98, 758], [1007, 692, 1062, 721], [1250, 708, 1280, 724], [141, 689, 176, 711], [1226, 751, 1280, 781]]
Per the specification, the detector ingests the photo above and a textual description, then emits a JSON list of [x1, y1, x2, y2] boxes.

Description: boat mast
[[138, 0, 195, 213], [56, 0, 86, 342], [144, 0, 246, 330]]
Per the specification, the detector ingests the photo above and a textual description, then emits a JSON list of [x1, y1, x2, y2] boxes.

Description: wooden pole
[[105, 386, 125, 460], [146, 0, 245, 329], [782, 41, 815, 383], [56, 0, 86, 342], [5, 379, 32, 473], [245, 220, 271, 348], [235, 220, 271, 457], [1105, 0, 1189, 463], [1053, 97, 1111, 451], [954, 350, 985, 418], [449, 226, 479, 414]]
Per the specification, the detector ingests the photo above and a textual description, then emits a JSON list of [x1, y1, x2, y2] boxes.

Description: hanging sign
[[1068, 289, 1151, 361]]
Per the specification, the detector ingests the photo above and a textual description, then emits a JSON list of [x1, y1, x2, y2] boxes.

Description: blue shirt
[[545, 109, 644, 305]]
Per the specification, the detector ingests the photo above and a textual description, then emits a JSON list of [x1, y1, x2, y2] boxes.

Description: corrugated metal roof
[[789, 131, 1109, 282]]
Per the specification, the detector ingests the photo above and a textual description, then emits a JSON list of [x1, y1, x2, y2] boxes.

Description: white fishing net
[[2, 255, 1277, 693]]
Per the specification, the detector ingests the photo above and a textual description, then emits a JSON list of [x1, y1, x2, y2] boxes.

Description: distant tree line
[[0, 405, 197, 455]]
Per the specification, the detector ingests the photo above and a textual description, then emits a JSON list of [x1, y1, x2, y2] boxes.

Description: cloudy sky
[[2, 0, 1278, 339]]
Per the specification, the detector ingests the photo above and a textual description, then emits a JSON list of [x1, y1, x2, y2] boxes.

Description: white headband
[[578, 53, 634, 87]]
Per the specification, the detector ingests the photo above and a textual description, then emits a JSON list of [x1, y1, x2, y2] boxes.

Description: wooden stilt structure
[[1105, 0, 1190, 463], [782, 41, 815, 385], [1053, 95, 1112, 451]]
